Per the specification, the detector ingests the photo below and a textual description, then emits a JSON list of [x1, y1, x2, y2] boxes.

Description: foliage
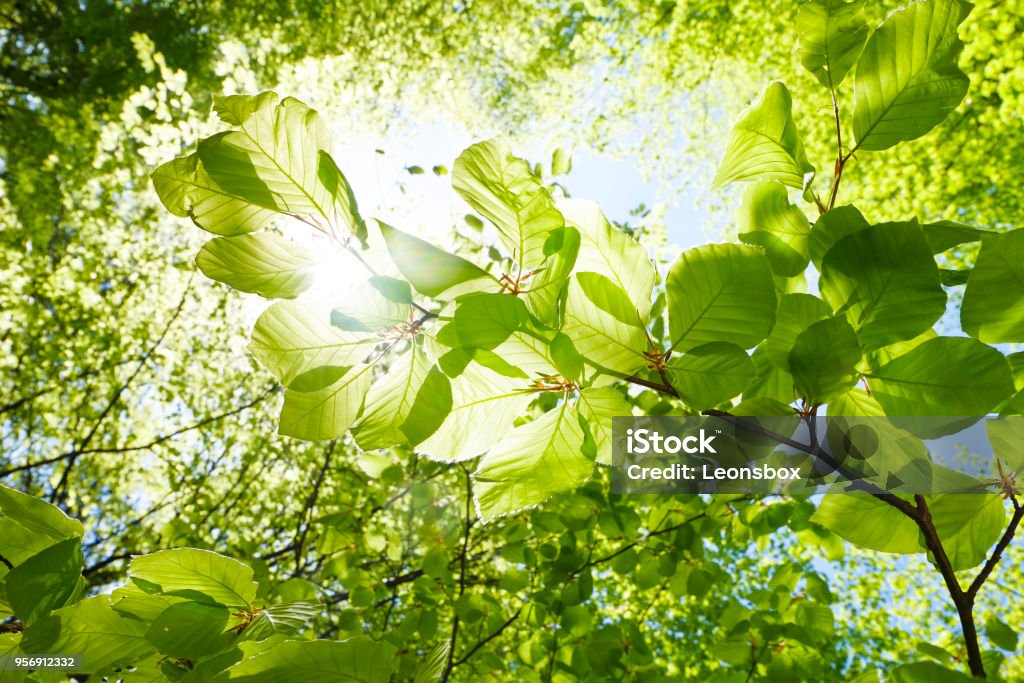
[[2, 0, 1024, 681]]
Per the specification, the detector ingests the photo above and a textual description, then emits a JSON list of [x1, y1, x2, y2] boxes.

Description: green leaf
[[551, 148, 572, 176], [765, 293, 833, 370], [712, 81, 815, 190], [317, 150, 367, 241], [923, 220, 987, 253], [21, 596, 154, 674], [243, 601, 320, 642], [789, 317, 862, 404], [808, 205, 870, 268], [199, 94, 363, 236], [413, 641, 450, 683], [737, 181, 811, 277], [668, 342, 755, 409], [214, 91, 279, 125], [819, 221, 945, 349], [211, 637, 395, 682], [152, 153, 277, 236], [797, 0, 871, 88], [795, 602, 835, 641], [5, 538, 84, 625], [379, 222, 494, 298], [452, 137, 564, 270], [987, 418, 1024, 471], [929, 494, 1006, 571], [279, 363, 374, 440], [939, 268, 971, 286], [0, 485, 83, 565], [368, 275, 412, 304], [867, 337, 1014, 417], [352, 346, 451, 449], [986, 617, 1019, 651], [889, 662, 974, 683], [146, 601, 234, 659], [851, 0, 971, 151], [331, 280, 409, 332], [416, 362, 534, 462], [474, 401, 592, 521], [962, 228, 1024, 343], [249, 299, 376, 386], [452, 293, 529, 350], [111, 581, 188, 623], [865, 328, 938, 370], [577, 386, 632, 466], [563, 272, 648, 376], [811, 493, 922, 554], [917, 641, 954, 665], [129, 549, 258, 608], [551, 332, 585, 382], [524, 225, 580, 325], [745, 345, 796, 404], [666, 244, 776, 352], [196, 233, 316, 299], [560, 199, 657, 320]]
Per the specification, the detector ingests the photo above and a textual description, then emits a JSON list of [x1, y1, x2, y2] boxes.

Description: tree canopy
[[2, 0, 1024, 681]]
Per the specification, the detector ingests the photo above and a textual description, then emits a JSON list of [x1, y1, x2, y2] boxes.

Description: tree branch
[[0, 386, 275, 478], [703, 410, 921, 519], [452, 607, 522, 668], [967, 501, 1024, 600], [623, 374, 678, 398], [911, 495, 984, 678], [326, 569, 425, 605], [48, 276, 194, 501], [293, 440, 337, 576], [442, 465, 475, 682]]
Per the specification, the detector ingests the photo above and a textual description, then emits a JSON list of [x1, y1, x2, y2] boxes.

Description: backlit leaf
[[666, 244, 776, 352], [852, 0, 971, 151], [197, 232, 316, 299], [712, 82, 814, 190]]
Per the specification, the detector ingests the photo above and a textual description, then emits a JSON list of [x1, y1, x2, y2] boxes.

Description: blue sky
[[323, 117, 713, 251]]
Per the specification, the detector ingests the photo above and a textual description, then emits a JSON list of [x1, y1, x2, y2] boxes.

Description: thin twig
[[47, 276, 195, 502], [0, 387, 275, 478], [293, 441, 337, 576], [452, 608, 523, 667]]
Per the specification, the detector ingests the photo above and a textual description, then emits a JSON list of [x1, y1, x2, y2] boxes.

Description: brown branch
[[623, 373, 679, 398], [697, 412, 993, 674], [967, 502, 1024, 600], [703, 410, 921, 519], [911, 495, 984, 678]]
